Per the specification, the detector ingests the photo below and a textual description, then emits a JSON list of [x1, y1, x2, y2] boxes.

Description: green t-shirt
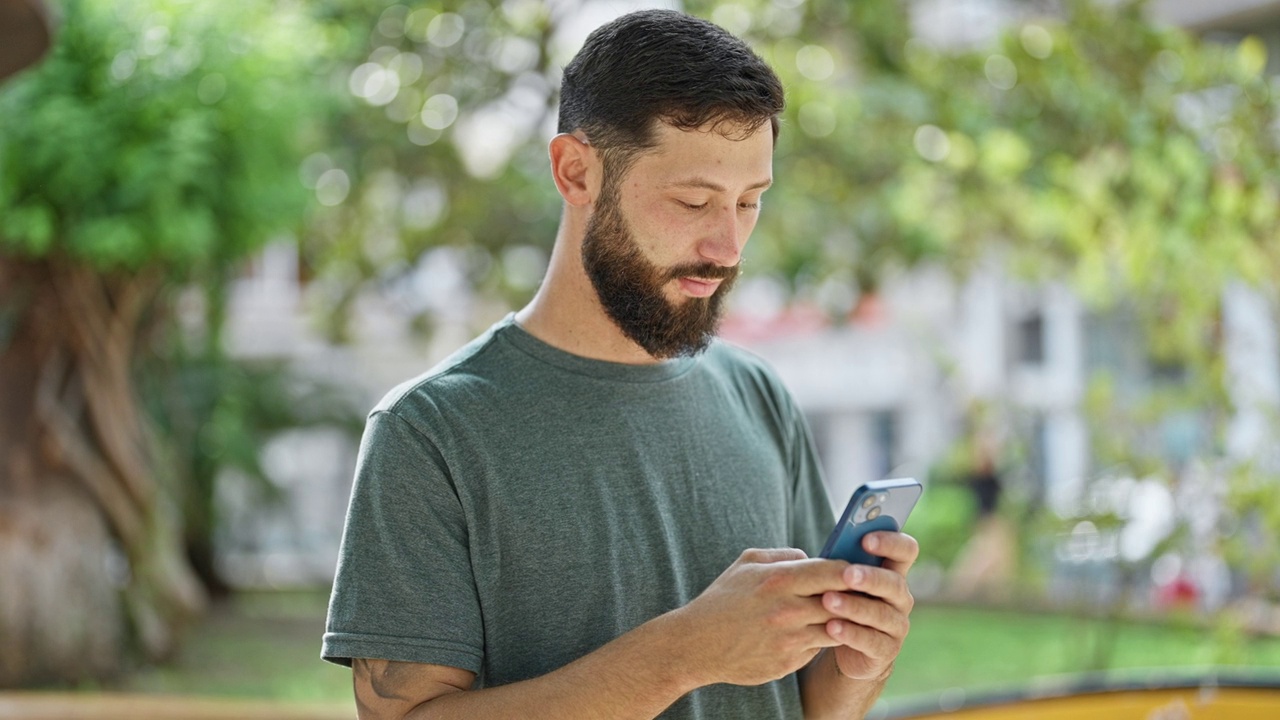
[[323, 315, 835, 718]]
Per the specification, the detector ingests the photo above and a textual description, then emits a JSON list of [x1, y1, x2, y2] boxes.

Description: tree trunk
[[0, 257, 206, 687]]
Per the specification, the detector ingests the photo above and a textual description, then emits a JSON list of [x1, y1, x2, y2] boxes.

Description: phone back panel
[[820, 478, 922, 565], [821, 514, 900, 566]]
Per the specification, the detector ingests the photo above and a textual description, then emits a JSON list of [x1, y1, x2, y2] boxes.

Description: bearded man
[[323, 9, 919, 719]]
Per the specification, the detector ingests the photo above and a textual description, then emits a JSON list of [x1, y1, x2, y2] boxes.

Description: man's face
[[581, 121, 773, 359]]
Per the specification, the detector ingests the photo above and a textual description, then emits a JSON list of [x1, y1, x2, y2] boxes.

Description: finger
[[773, 595, 849, 629], [862, 532, 920, 574], [841, 564, 914, 613], [759, 611, 847, 649], [739, 547, 809, 565], [802, 623, 845, 650], [821, 591, 909, 639], [766, 558, 855, 597], [825, 618, 897, 660]]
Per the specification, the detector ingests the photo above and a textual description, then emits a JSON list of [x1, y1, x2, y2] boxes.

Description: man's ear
[[549, 133, 598, 207]]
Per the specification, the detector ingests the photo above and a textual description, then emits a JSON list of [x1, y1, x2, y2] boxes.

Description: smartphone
[[820, 478, 923, 566]]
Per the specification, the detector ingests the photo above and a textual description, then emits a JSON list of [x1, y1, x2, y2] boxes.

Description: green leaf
[[1238, 35, 1267, 78], [0, 204, 55, 255], [978, 128, 1032, 181]]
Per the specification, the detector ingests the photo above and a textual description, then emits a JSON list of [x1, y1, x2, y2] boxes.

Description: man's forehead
[[631, 121, 774, 185]]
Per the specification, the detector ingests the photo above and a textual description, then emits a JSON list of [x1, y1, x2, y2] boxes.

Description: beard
[[581, 180, 739, 359]]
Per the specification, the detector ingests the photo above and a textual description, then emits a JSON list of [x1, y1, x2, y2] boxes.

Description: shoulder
[[702, 339, 789, 393], [700, 339, 803, 422], [371, 318, 522, 426]]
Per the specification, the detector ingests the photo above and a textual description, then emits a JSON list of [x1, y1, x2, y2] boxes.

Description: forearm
[[798, 650, 892, 720], [407, 612, 699, 720]]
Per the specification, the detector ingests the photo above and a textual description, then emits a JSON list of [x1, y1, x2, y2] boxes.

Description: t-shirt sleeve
[[785, 396, 836, 557], [322, 409, 483, 673]]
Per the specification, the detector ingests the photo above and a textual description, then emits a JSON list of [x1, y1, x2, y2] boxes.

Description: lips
[[678, 277, 722, 297]]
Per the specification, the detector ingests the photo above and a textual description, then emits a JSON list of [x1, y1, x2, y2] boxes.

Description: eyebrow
[[663, 177, 773, 193]]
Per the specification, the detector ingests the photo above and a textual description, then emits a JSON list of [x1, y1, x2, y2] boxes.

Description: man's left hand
[[819, 531, 920, 681]]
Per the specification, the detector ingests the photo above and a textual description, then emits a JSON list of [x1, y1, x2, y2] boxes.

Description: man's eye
[[679, 200, 708, 211], [739, 201, 760, 210]]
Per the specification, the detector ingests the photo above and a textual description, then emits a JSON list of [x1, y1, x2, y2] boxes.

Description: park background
[[2, 0, 1280, 716]]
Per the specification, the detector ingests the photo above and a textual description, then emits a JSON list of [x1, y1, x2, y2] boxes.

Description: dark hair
[[558, 10, 784, 175]]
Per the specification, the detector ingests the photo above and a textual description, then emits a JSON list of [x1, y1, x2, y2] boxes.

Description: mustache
[[663, 262, 741, 283]]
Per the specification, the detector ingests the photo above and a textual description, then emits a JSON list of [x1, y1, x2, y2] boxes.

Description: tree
[[0, 0, 330, 684], [296, 0, 566, 338]]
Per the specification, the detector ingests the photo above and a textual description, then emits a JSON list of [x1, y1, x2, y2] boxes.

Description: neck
[[515, 211, 662, 365]]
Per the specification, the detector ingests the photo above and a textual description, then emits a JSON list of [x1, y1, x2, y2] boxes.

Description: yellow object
[[895, 687, 1280, 720]]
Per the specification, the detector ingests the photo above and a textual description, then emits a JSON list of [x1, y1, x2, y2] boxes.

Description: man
[[323, 9, 919, 719]]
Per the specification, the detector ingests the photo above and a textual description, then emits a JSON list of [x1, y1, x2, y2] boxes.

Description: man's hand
[[345, 537, 920, 720], [667, 547, 851, 687], [819, 531, 920, 681]]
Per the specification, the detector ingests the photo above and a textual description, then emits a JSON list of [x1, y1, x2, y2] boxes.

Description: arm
[[799, 531, 920, 720], [353, 612, 693, 720], [353, 548, 855, 720]]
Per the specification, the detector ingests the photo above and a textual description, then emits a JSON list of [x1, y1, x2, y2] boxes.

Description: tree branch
[[48, 264, 156, 510], [36, 350, 145, 551]]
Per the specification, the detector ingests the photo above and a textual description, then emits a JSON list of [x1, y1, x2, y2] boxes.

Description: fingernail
[[831, 622, 844, 636], [830, 593, 843, 609], [850, 567, 864, 586], [866, 534, 879, 551]]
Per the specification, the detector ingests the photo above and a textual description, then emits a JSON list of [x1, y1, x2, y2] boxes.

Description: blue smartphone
[[820, 478, 923, 566]]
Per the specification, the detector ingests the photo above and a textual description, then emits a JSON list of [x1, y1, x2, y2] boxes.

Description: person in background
[[946, 406, 1015, 601], [323, 10, 919, 719]]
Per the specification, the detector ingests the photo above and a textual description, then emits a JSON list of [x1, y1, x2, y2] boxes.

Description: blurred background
[[1, 0, 1279, 716]]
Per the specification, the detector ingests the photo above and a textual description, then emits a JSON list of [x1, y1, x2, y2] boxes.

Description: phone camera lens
[[861, 495, 876, 509], [867, 506, 882, 520]]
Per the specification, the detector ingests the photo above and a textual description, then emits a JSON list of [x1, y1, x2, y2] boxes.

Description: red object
[[849, 292, 886, 326], [1155, 575, 1200, 610]]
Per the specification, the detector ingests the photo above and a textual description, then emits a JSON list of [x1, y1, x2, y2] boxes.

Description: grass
[[886, 604, 1280, 699], [96, 591, 1280, 708], [109, 590, 355, 712]]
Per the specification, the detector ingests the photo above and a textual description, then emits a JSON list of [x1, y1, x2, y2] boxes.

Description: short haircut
[[558, 9, 785, 176]]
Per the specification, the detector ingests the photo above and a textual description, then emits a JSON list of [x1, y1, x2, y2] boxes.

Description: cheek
[[631, 200, 695, 256]]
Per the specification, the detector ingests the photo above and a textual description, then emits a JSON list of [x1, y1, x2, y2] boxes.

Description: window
[[872, 409, 898, 479], [1016, 312, 1045, 366]]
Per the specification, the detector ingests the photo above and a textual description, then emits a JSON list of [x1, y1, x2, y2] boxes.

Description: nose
[[697, 206, 745, 267]]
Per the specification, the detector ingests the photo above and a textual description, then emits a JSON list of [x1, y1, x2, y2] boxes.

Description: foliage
[[907, 481, 977, 569], [0, 0, 330, 274], [744, 0, 1278, 326], [0, 0, 343, 529], [304, 0, 1278, 316], [0, 0, 342, 676], [296, 0, 565, 338]]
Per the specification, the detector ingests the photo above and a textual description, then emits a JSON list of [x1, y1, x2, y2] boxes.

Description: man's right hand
[[665, 547, 851, 687]]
